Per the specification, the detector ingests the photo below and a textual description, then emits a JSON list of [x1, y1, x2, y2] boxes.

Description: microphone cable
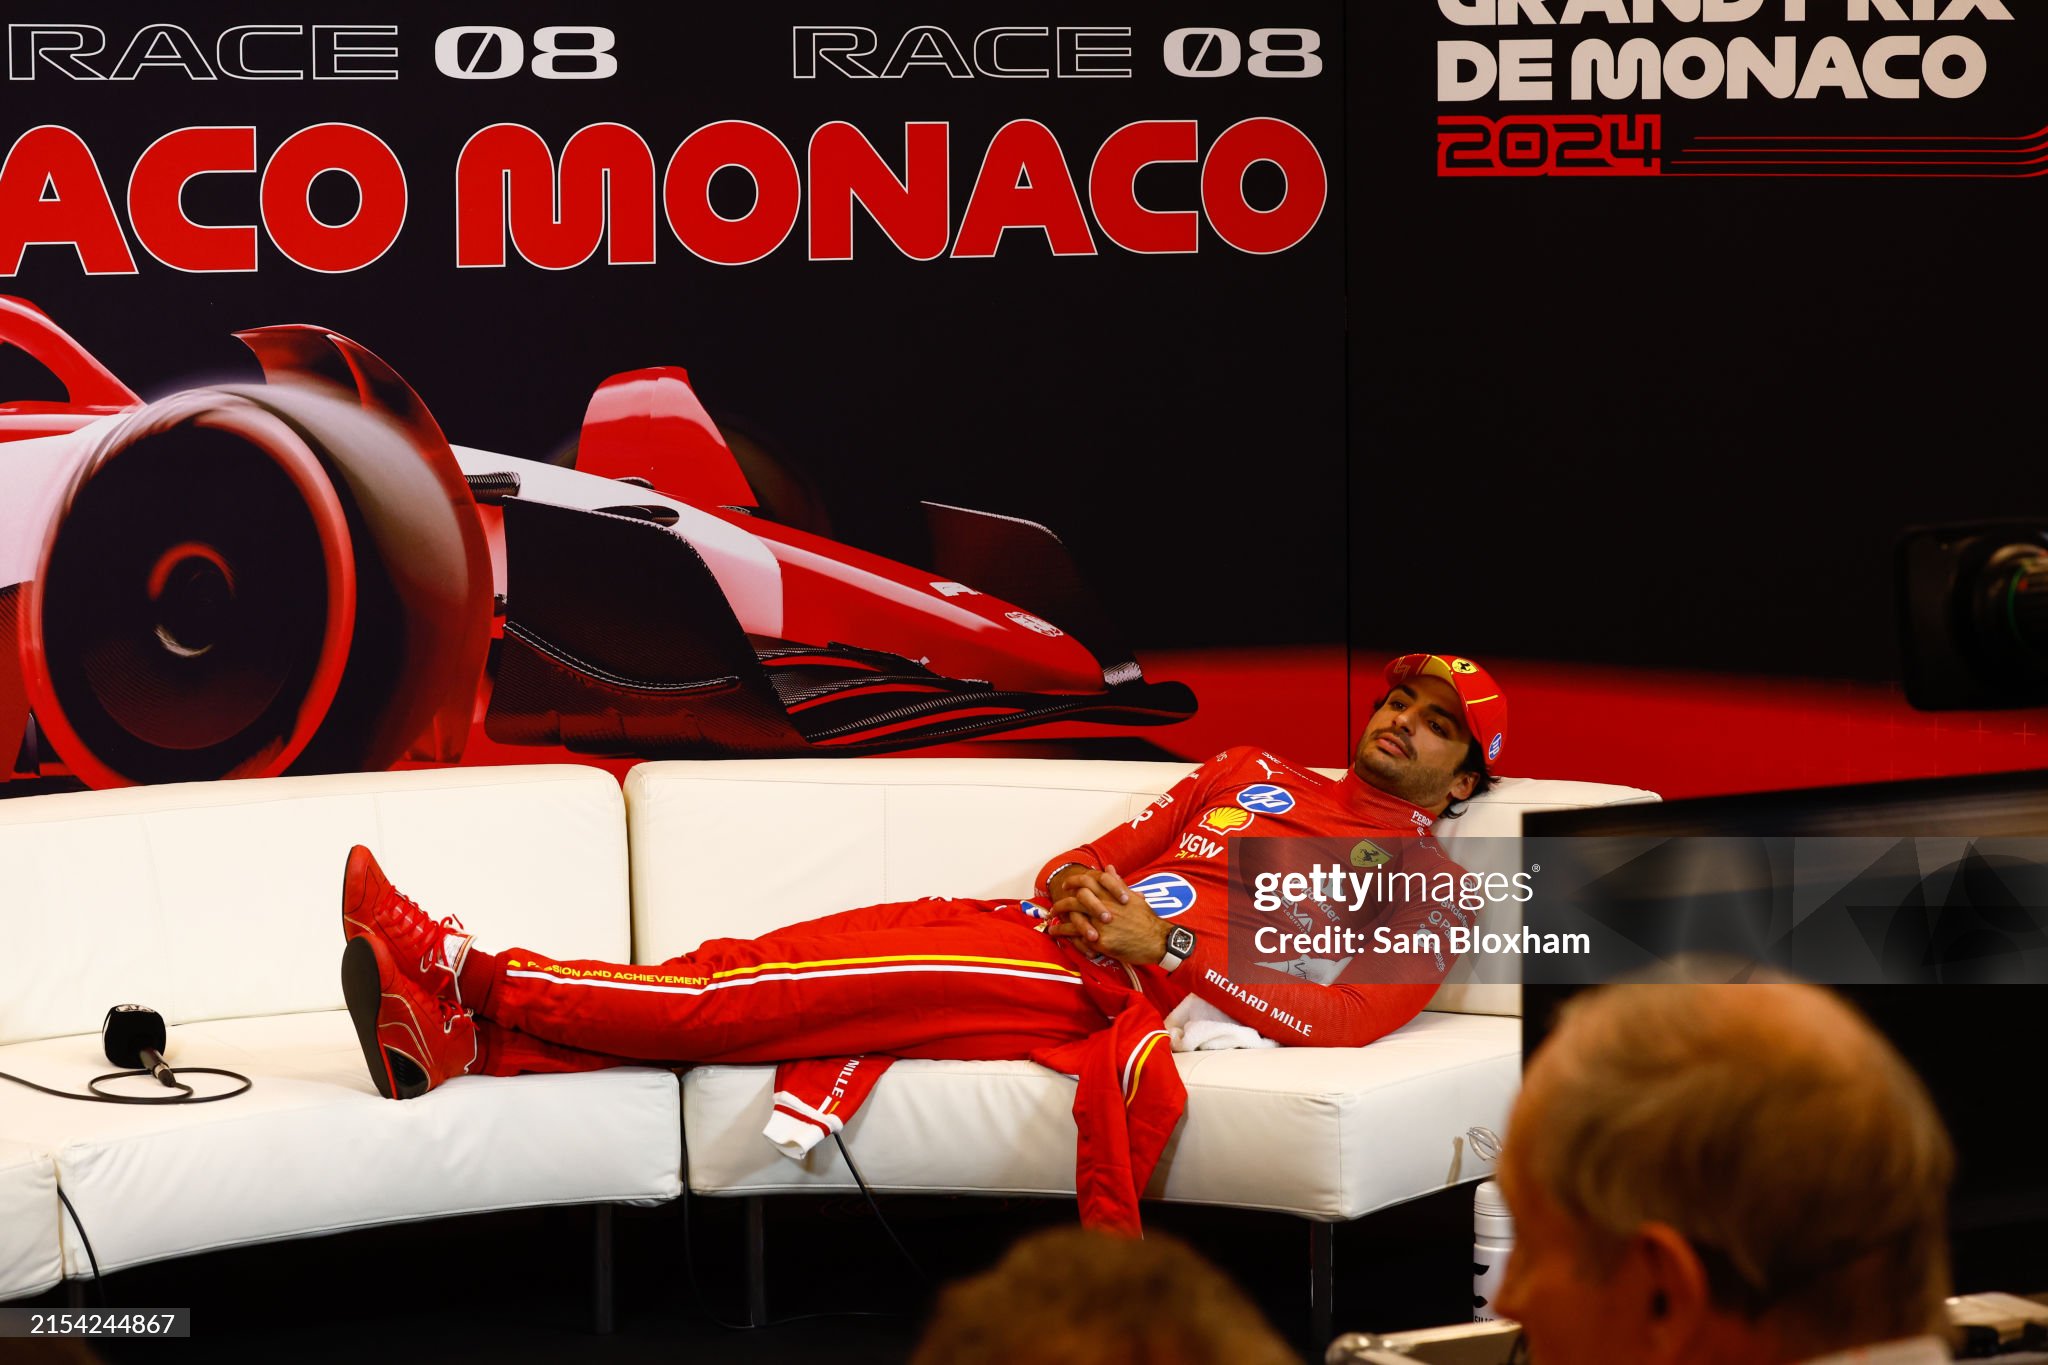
[[675, 1124, 930, 1332], [0, 1066, 252, 1104], [831, 1131, 932, 1286], [57, 1188, 104, 1302]]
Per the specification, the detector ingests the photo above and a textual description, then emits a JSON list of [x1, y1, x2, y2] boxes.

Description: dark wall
[[1351, 8, 2048, 681]]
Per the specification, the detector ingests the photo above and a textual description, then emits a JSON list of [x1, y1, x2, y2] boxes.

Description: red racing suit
[[1021, 745, 1466, 1047], [466, 746, 1464, 1232]]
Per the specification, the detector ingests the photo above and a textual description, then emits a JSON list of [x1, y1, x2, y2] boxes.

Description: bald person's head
[[1497, 983, 1955, 1365]]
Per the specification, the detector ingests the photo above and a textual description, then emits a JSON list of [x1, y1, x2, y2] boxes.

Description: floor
[[50, 1187, 1484, 1362], [42, 1186, 2048, 1362]]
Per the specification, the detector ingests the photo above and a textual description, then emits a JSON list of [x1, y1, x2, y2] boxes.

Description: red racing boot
[[340, 845, 475, 1010], [342, 934, 478, 1100]]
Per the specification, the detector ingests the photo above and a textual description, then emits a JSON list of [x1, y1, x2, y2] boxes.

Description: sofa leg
[[591, 1203, 616, 1335], [1309, 1219, 1334, 1349], [745, 1196, 768, 1327]]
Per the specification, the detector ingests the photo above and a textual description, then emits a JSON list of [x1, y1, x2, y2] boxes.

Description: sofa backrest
[[0, 765, 628, 1047], [625, 760, 1188, 962], [622, 759, 1659, 1019], [1425, 774, 1661, 1014]]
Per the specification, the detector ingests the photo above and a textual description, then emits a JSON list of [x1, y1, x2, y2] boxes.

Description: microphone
[[102, 1004, 177, 1088]]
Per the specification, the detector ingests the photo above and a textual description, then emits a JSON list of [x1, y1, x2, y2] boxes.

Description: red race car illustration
[[0, 297, 1194, 790]]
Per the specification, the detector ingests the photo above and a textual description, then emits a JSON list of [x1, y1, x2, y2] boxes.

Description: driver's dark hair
[[1370, 691, 1496, 817], [1443, 739, 1496, 817]]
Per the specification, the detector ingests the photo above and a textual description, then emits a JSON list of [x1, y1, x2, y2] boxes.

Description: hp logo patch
[[1237, 784, 1295, 814], [1132, 873, 1197, 918], [1487, 733, 1502, 762]]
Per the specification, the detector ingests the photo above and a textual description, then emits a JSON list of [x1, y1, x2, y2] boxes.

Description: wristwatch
[[1160, 925, 1197, 973]]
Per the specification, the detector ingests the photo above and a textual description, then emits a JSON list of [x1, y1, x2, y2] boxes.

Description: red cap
[[1382, 653, 1508, 768]]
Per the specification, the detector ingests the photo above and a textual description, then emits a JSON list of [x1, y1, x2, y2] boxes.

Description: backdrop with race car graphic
[[0, 6, 1351, 795], [2, 4, 2043, 801]]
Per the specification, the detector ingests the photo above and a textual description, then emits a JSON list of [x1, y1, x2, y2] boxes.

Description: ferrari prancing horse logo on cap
[[1451, 658, 1477, 673]]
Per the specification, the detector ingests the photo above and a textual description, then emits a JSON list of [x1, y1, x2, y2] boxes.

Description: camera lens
[[1896, 522, 2048, 710], [1971, 543, 2048, 683]]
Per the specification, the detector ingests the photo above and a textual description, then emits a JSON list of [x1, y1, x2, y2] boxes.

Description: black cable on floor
[[832, 1131, 931, 1286], [674, 1129, 928, 1331], [676, 1181, 909, 1331]]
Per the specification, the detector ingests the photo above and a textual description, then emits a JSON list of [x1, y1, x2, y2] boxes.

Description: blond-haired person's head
[[911, 1226, 1299, 1365], [1495, 981, 1954, 1365]]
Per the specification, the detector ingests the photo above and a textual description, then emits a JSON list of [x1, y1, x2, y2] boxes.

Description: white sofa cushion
[[0, 1013, 681, 1277], [0, 1139, 60, 1301], [683, 1010, 1517, 1220], [1, 763, 674, 1282], [0, 765, 630, 1046]]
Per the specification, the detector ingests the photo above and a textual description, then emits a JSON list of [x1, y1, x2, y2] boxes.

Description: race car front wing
[[483, 496, 1197, 756]]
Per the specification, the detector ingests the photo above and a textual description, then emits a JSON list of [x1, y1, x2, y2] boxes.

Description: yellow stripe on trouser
[[507, 952, 1094, 1003], [1123, 1032, 1170, 1107], [709, 953, 1082, 981]]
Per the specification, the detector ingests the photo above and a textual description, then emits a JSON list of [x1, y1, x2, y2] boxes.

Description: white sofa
[[625, 758, 1657, 1337], [0, 756, 1655, 1333], [0, 764, 681, 1302]]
